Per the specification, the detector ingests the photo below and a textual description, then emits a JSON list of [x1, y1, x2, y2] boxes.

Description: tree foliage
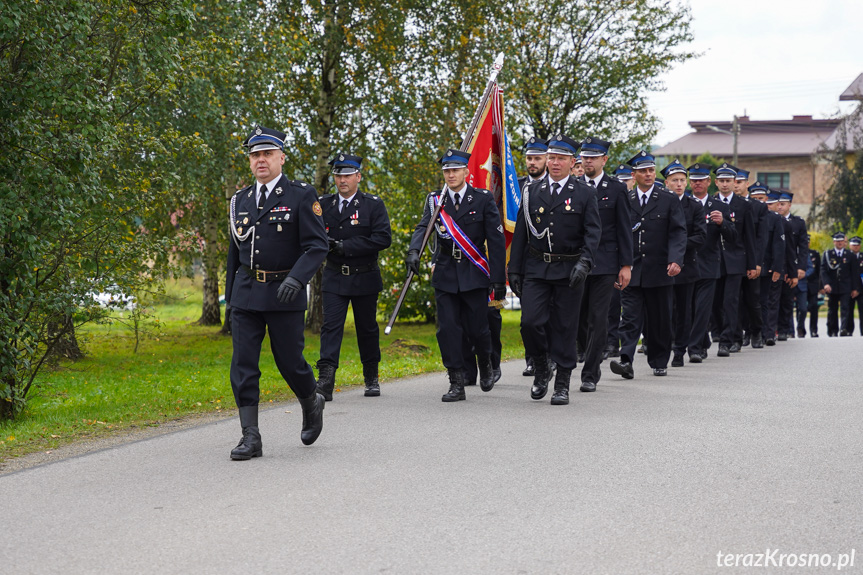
[[812, 103, 863, 234], [0, 0, 194, 419]]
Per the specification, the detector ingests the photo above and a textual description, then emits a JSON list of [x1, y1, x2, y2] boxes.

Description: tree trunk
[[46, 315, 84, 361], [305, 0, 342, 334], [197, 210, 222, 326]]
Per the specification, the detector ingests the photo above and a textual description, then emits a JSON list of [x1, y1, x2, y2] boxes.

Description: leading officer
[[405, 149, 506, 402], [315, 153, 392, 401], [225, 125, 329, 460], [508, 134, 601, 405]]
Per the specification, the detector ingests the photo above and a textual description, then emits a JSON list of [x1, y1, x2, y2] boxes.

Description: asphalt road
[[2, 324, 862, 574]]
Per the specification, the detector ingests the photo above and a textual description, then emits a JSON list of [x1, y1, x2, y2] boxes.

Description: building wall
[[736, 156, 832, 215]]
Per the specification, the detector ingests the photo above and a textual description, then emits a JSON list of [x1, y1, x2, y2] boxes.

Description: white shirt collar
[[719, 191, 734, 203], [337, 192, 358, 210], [548, 174, 569, 191], [586, 174, 602, 187], [256, 174, 282, 201], [638, 185, 654, 202], [447, 183, 468, 202]]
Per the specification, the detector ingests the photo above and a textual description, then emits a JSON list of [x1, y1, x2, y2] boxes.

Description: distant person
[[820, 232, 860, 336], [850, 236, 863, 335]]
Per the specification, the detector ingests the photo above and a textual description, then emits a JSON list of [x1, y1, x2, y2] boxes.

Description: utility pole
[[732, 115, 739, 166]]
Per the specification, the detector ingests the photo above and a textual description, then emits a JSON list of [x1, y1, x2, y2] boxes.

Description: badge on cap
[[339, 154, 344, 161], [255, 127, 262, 135], [447, 151, 453, 156]]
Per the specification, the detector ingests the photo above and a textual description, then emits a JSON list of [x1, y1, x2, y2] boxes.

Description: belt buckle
[[543, 253, 552, 263], [255, 270, 266, 282], [453, 246, 462, 260], [341, 264, 351, 276]]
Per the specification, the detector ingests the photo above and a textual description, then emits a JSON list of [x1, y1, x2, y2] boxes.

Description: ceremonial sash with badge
[[434, 195, 490, 278]]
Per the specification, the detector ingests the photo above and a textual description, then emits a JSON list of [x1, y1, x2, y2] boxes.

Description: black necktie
[[589, 179, 596, 188], [641, 194, 648, 208], [454, 193, 461, 211], [552, 183, 561, 195], [724, 196, 730, 204], [258, 185, 267, 210], [341, 199, 349, 214]]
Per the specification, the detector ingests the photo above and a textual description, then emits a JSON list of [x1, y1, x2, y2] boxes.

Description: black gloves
[[328, 239, 344, 257], [277, 276, 304, 303], [568, 259, 591, 289], [489, 282, 506, 301], [507, 273, 523, 299], [405, 249, 420, 276]]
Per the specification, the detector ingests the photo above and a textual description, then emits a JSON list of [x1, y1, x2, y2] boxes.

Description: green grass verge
[[0, 279, 526, 460]]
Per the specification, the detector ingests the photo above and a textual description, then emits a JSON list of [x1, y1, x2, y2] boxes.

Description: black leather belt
[[242, 265, 292, 282], [528, 246, 581, 263], [326, 261, 378, 276]]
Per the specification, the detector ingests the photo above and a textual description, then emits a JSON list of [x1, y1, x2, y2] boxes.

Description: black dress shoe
[[751, 333, 764, 349], [601, 349, 609, 361], [729, 342, 741, 353], [522, 358, 535, 376], [442, 370, 466, 402], [231, 427, 262, 460], [653, 368, 667, 376], [492, 368, 502, 384], [777, 333, 788, 342], [840, 330, 851, 337], [606, 346, 620, 358], [530, 357, 554, 400], [364, 378, 381, 397], [700, 350, 708, 360], [298, 393, 325, 445], [765, 337, 776, 346], [811, 332, 819, 338], [797, 329, 806, 338], [671, 354, 684, 367], [689, 354, 702, 364], [717, 345, 730, 357], [610, 360, 634, 379], [742, 334, 751, 347], [580, 381, 596, 392]]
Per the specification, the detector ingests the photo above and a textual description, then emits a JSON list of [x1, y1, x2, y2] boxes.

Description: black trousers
[[620, 284, 673, 369], [713, 273, 743, 346], [778, 282, 796, 335], [230, 307, 316, 407], [826, 291, 851, 335], [807, 291, 821, 334], [521, 278, 584, 370], [794, 288, 809, 334], [851, 294, 863, 335], [736, 276, 762, 342], [435, 288, 491, 371], [577, 274, 616, 383], [463, 306, 502, 384], [688, 278, 716, 357], [319, 291, 381, 369], [671, 281, 695, 356], [607, 288, 622, 350], [759, 276, 782, 339]]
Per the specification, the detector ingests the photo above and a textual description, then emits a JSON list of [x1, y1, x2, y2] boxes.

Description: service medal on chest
[[243, 217, 249, 224], [277, 224, 283, 232], [237, 227, 243, 235], [539, 207, 544, 213], [351, 219, 359, 225]]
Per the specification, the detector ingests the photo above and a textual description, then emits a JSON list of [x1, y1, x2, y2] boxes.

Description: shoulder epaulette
[[235, 184, 253, 197]]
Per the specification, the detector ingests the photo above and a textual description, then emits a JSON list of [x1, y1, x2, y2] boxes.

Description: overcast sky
[[649, 0, 863, 146]]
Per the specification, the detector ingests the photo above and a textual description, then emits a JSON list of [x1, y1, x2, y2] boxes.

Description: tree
[[812, 103, 863, 233], [501, 0, 695, 153], [0, 0, 194, 419]]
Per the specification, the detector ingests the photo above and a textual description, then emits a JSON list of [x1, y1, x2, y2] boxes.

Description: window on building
[[757, 172, 790, 189]]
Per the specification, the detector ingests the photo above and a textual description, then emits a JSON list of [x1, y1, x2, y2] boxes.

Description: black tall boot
[[363, 363, 380, 397], [530, 355, 553, 400], [550, 368, 571, 405], [230, 406, 262, 460], [315, 363, 337, 402], [297, 392, 325, 445], [478, 354, 495, 392], [442, 369, 466, 402]]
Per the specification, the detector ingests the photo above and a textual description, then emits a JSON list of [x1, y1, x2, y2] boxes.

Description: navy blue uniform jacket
[[225, 175, 329, 311], [320, 190, 392, 296], [588, 174, 633, 276], [674, 194, 707, 284], [761, 211, 786, 277], [627, 186, 687, 288], [694, 197, 737, 280], [509, 176, 602, 281], [409, 185, 506, 293], [715, 193, 756, 275]]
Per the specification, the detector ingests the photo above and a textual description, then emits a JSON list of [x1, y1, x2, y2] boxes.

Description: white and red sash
[[435, 195, 490, 278]]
